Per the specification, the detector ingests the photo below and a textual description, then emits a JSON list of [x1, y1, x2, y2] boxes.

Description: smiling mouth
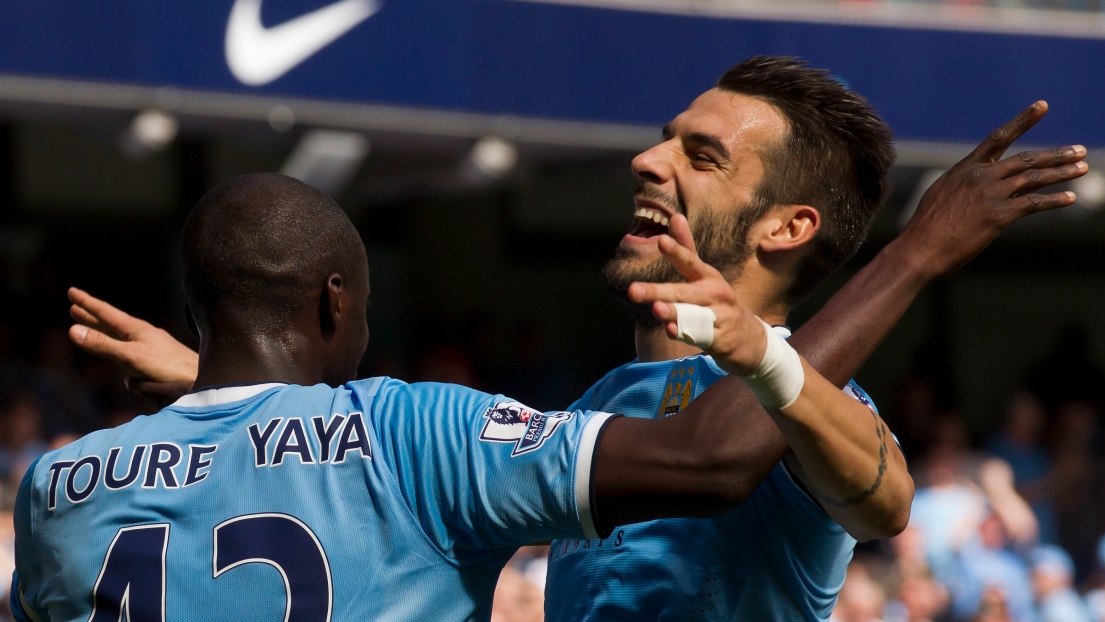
[[630, 206, 671, 238]]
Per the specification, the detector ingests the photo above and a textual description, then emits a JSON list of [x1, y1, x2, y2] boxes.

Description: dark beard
[[602, 204, 763, 329]]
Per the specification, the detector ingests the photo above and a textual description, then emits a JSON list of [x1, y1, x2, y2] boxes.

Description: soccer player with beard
[[53, 56, 1087, 621], [538, 57, 1089, 621]]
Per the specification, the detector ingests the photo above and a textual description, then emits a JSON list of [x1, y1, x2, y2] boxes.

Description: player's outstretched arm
[[627, 216, 913, 541], [591, 102, 1088, 538]]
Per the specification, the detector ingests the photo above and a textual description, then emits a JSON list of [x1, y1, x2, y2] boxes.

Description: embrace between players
[[10, 57, 1090, 621]]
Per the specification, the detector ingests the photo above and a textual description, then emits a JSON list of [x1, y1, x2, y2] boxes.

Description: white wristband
[[742, 320, 805, 411], [671, 303, 717, 349]]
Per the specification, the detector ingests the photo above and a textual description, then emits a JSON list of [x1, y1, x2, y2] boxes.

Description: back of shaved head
[[182, 173, 366, 342]]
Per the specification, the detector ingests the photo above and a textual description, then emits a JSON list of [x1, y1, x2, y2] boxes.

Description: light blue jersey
[[546, 341, 876, 622], [11, 379, 617, 622]]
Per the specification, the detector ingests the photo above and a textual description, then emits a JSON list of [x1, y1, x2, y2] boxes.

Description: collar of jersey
[[171, 382, 288, 408]]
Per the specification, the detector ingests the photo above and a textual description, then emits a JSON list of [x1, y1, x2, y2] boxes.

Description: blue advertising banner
[[1, 0, 1103, 146]]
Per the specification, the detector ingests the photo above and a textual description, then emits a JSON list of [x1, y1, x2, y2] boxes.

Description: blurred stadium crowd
[[831, 330, 1105, 622], [3, 276, 1105, 622]]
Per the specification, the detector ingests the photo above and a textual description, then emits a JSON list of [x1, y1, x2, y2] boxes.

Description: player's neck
[[635, 277, 789, 364], [192, 332, 328, 390]]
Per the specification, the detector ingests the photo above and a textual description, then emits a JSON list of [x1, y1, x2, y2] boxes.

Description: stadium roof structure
[[0, 0, 1103, 164]]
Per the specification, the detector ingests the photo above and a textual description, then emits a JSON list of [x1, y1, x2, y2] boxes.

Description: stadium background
[[3, 0, 1105, 620]]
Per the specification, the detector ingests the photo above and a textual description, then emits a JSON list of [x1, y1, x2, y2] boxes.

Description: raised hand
[[68, 287, 198, 402], [900, 101, 1088, 280], [625, 214, 768, 376]]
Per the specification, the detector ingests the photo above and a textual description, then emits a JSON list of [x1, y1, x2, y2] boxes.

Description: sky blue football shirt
[[546, 334, 876, 622], [11, 379, 617, 622]]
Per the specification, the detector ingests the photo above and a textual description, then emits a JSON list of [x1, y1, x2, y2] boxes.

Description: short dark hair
[[717, 56, 895, 303], [182, 173, 366, 341]]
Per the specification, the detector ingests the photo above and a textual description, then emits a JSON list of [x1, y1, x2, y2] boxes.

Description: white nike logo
[[225, 0, 380, 86]]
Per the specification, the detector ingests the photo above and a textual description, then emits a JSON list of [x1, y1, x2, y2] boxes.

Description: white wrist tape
[[742, 320, 805, 411], [671, 303, 717, 349]]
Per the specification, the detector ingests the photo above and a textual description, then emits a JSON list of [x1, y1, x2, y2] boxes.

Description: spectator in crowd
[[1082, 537, 1105, 621], [883, 527, 949, 622], [0, 390, 46, 489], [1031, 545, 1092, 622], [953, 511, 1034, 622], [1048, 400, 1104, 578], [973, 586, 1013, 622], [492, 564, 544, 622], [909, 414, 988, 584], [0, 508, 14, 622], [985, 391, 1057, 543], [833, 562, 888, 622]]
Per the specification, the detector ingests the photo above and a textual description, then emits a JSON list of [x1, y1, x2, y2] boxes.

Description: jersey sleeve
[[10, 458, 46, 622], [355, 379, 619, 569]]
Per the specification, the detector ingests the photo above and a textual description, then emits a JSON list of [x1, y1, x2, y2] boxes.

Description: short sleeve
[[11, 458, 45, 622], [356, 379, 619, 568]]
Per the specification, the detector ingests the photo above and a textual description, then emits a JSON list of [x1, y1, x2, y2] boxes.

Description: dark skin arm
[[69, 104, 1086, 538], [591, 101, 1088, 536]]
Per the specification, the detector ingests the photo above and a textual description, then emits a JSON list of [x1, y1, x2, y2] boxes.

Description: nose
[[631, 142, 673, 186]]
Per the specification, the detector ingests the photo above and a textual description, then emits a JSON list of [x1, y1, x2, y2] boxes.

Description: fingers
[[67, 287, 144, 339], [666, 214, 697, 254], [1014, 190, 1077, 215], [69, 304, 115, 336], [69, 324, 132, 365], [650, 301, 677, 323], [628, 281, 716, 306], [627, 227, 727, 304], [650, 302, 707, 347], [969, 101, 1047, 164], [1006, 160, 1089, 196], [995, 144, 1087, 179], [656, 233, 721, 283]]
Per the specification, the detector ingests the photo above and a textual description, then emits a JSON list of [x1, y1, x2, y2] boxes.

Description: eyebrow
[[685, 132, 731, 163], [660, 124, 731, 163]]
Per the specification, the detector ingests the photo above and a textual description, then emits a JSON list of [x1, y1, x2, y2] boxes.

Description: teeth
[[634, 207, 670, 227]]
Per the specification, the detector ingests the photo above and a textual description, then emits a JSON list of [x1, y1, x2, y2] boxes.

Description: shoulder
[[353, 378, 503, 436], [369, 379, 494, 409], [36, 417, 156, 465], [571, 362, 635, 411]]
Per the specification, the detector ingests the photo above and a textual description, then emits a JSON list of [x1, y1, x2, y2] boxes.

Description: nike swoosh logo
[[225, 0, 380, 86]]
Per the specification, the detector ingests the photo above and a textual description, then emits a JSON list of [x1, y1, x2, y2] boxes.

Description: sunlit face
[[603, 89, 789, 312]]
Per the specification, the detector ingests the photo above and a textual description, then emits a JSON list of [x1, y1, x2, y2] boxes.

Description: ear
[[319, 273, 344, 337], [757, 205, 819, 253]]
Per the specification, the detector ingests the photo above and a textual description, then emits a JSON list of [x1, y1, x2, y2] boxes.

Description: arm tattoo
[[819, 408, 889, 509]]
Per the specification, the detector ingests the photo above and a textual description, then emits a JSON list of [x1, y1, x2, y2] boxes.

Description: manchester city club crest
[[479, 401, 573, 457], [657, 359, 700, 418]]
